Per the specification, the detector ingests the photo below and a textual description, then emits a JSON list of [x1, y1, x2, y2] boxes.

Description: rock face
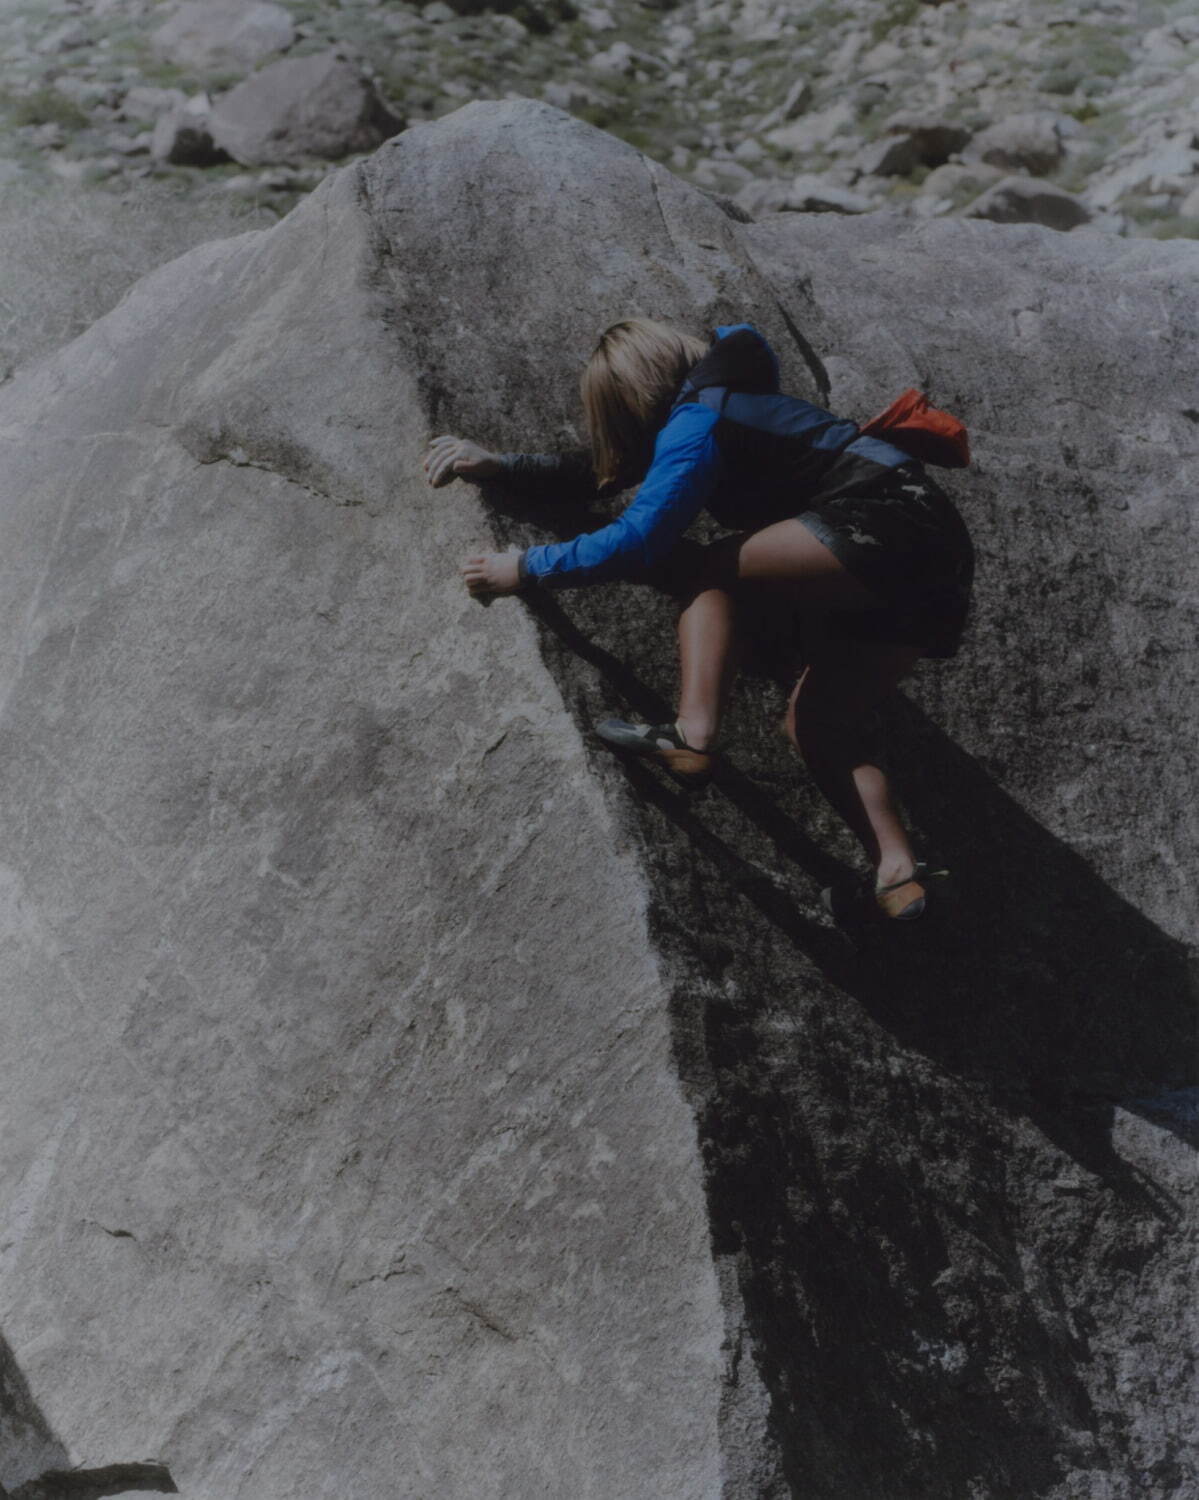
[[0, 100, 1195, 1499], [209, 52, 404, 166]]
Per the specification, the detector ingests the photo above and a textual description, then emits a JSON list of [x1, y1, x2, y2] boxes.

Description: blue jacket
[[515, 323, 911, 588]]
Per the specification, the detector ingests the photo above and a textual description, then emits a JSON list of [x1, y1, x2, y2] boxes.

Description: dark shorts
[[645, 459, 974, 661], [796, 460, 974, 659]]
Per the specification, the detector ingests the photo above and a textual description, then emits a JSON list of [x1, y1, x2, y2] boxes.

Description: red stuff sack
[[859, 388, 971, 469]]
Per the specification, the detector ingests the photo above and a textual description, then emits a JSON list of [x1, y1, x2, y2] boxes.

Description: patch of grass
[[1150, 216, 1199, 239], [869, 0, 922, 45], [0, 86, 89, 130], [1120, 194, 1173, 226]]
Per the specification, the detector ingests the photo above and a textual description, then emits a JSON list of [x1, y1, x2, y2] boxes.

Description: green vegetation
[[868, 0, 922, 45], [1150, 216, 1199, 239], [0, 87, 89, 131]]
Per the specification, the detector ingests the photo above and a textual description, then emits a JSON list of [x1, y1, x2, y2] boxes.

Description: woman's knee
[[785, 675, 878, 761]]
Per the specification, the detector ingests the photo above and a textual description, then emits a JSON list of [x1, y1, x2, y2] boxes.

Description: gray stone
[[209, 52, 405, 166], [0, 98, 1195, 1499], [968, 174, 1093, 230], [589, 40, 635, 74], [152, 0, 296, 73], [787, 172, 879, 212], [970, 110, 1067, 175], [733, 177, 793, 217], [104, 130, 155, 157], [26, 123, 66, 150], [920, 160, 1005, 203], [151, 94, 229, 167]]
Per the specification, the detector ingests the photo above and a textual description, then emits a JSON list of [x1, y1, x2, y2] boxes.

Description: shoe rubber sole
[[595, 718, 715, 784]]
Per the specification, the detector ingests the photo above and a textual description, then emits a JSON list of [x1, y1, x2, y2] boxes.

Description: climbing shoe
[[822, 862, 948, 925], [594, 718, 715, 784], [874, 862, 945, 921]]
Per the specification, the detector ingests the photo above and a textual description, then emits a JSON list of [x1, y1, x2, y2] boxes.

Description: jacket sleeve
[[520, 404, 722, 588], [494, 448, 603, 503]]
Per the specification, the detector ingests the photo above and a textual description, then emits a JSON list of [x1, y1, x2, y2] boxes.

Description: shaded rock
[[884, 110, 973, 166], [780, 76, 814, 120], [151, 94, 230, 167], [970, 110, 1067, 175], [855, 134, 920, 177], [968, 174, 1093, 230], [152, 0, 296, 74], [0, 98, 1195, 1500], [209, 52, 404, 166], [440, 0, 575, 28]]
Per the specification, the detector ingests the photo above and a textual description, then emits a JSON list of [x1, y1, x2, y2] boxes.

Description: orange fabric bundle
[[859, 388, 971, 469]]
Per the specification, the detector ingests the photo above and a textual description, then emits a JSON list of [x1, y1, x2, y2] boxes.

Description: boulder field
[[0, 100, 1194, 1499]]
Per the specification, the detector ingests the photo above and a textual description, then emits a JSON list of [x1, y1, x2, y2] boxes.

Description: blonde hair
[[581, 318, 708, 489]]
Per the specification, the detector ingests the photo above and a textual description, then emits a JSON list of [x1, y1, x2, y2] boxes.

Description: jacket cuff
[[517, 548, 535, 586]]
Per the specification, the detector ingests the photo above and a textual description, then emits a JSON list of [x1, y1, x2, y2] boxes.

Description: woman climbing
[[422, 319, 974, 921]]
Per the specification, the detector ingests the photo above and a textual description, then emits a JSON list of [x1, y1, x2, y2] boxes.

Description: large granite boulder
[[210, 52, 404, 166], [0, 99, 1194, 1499]]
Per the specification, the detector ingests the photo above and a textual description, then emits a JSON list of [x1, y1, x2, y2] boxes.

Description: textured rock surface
[[0, 100, 1195, 1498]]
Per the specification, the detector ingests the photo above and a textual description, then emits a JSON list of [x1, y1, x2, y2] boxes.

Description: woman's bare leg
[[673, 519, 883, 749], [783, 637, 925, 886], [675, 587, 735, 750]]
